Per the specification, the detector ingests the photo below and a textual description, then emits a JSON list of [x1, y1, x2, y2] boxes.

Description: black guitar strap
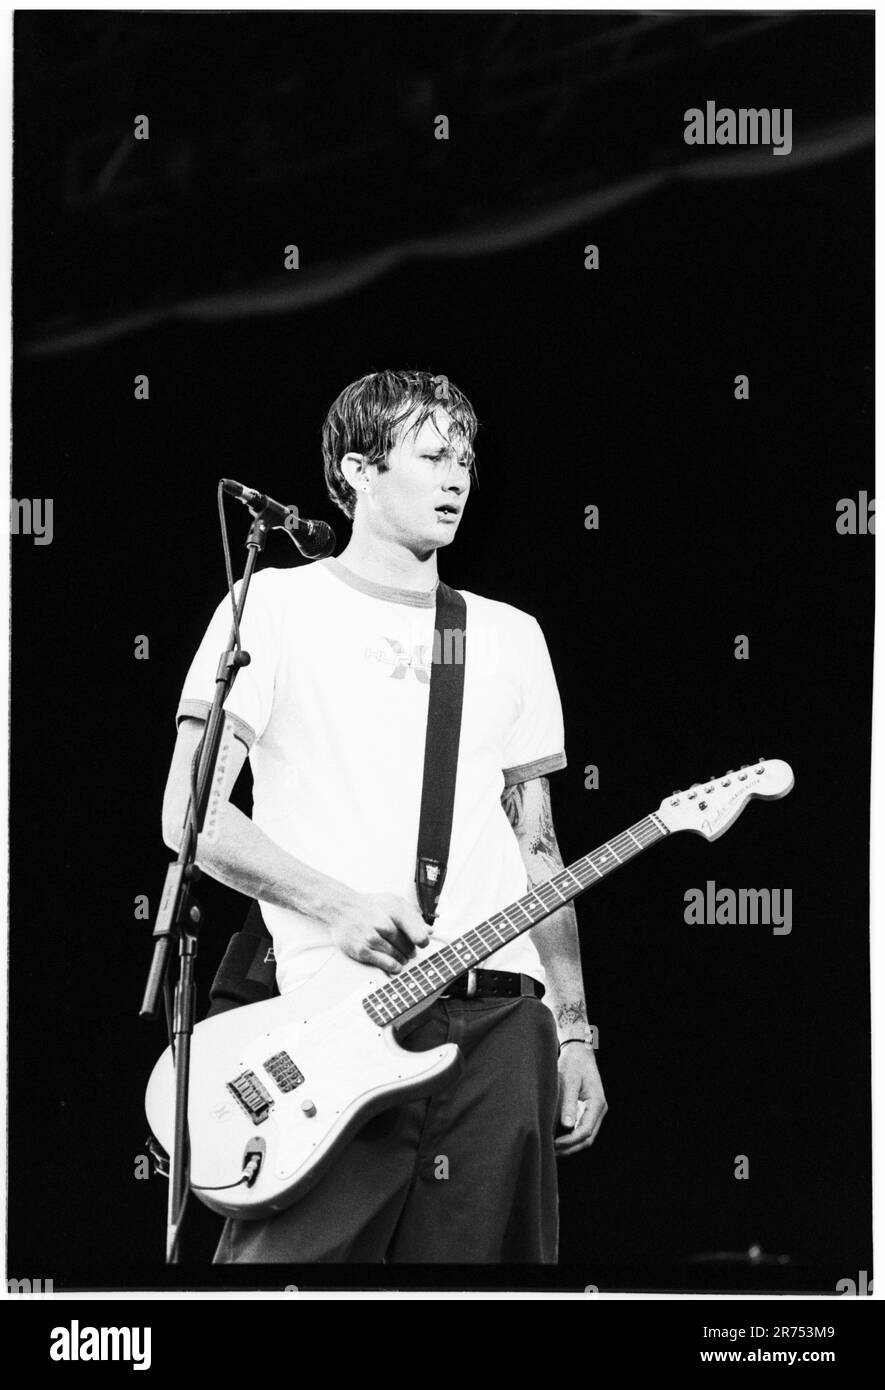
[[208, 577, 467, 1016], [208, 900, 276, 1016], [415, 579, 467, 926]]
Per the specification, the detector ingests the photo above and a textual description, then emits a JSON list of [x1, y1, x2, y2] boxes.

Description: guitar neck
[[363, 810, 670, 1026]]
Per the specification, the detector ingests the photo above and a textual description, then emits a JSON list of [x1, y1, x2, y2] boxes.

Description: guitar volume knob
[[301, 1099, 317, 1118]]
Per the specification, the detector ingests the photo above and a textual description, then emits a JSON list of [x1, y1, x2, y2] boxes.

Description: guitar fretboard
[[362, 812, 668, 1027]]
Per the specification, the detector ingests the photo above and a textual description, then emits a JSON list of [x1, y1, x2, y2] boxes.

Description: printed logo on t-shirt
[[363, 637, 431, 683]]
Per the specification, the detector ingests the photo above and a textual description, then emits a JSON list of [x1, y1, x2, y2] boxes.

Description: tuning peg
[[756, 756, 765, 762]]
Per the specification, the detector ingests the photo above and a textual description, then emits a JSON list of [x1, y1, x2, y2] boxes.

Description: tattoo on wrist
[[556, 1000, 588, 1030]]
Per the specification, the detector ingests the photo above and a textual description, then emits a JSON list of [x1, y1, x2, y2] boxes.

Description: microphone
[[221, 479, 336, 559], [284, 510, 336, 560]]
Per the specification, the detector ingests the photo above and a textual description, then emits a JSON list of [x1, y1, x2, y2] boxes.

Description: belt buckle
[[465, 968, 477, 998]]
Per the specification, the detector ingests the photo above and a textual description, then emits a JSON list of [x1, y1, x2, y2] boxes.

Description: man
[[162, 369, 606, 1263]]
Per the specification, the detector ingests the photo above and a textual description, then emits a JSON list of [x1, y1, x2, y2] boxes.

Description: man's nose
[[443, 472, 468, 494]]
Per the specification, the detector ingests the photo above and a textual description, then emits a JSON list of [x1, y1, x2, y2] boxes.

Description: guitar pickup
[[263, 1050, 305, 1094], [226, 1069, 274, 1125]]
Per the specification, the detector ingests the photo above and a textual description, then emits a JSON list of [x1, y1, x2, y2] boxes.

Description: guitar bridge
[[226, 1069, 274, 1125]]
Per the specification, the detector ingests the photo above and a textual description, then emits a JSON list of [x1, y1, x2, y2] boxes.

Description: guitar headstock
[[656, 758, 794, 840]]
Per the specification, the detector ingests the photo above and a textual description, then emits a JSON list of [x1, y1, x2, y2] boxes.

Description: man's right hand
[[324, 890, 431, 973]]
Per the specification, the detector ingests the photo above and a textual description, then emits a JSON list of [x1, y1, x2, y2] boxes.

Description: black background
[[10, 11, 874, 1291]]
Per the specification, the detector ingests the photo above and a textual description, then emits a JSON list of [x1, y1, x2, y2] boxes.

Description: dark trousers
[[213, 994, 560, 1263]]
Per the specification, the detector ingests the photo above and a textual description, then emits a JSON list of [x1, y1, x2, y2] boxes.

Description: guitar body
[[145, 949, 461, 1219]]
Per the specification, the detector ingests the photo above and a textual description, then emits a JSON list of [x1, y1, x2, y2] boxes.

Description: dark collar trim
[[320, 555, 438, 608]]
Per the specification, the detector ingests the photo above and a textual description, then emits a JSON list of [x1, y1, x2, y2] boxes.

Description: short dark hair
[[322, 369, 478, 520]]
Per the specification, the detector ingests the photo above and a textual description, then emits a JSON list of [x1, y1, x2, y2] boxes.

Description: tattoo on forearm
[[556, 1000, 588, 1030], [501, 781, 526, 831], [502, 776, 571, 912], [501, 777, 559, 852], [529, 780, 557, 858]]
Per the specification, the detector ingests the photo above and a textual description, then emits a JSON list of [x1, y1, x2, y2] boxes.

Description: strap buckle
[[465, 968, 477, 998], [416, 855, 447, 926]]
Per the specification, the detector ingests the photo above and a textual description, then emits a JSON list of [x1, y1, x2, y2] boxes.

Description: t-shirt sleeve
[[501, 614, 568, 787], [175, 571, 280, 749]]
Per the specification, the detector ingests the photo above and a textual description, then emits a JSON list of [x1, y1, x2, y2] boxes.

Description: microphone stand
[[140, 502, 277, 1264]]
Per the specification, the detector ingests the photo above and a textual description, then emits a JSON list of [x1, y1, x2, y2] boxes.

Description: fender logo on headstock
[[657, 760, 794, 841]]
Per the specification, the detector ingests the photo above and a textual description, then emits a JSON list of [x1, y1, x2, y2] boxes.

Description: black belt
[[441, 968, 545, 1001]]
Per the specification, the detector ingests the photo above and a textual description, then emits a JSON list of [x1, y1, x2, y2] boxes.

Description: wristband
[[558, 1026, 598, 1054]]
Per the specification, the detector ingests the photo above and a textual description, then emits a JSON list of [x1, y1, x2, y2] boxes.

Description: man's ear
[[340, 451, 369, 495]]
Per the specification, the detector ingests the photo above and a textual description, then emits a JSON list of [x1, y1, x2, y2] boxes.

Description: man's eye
[[425, 453, 470, 471]]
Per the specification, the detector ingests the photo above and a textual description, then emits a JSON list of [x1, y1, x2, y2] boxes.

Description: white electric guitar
[[145, 758, 794, 1219]]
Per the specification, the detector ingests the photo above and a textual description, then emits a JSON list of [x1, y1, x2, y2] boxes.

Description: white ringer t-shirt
[[176, 556, 567, 993]]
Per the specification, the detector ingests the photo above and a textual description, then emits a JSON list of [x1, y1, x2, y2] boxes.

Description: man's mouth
[[435, 504, 459, 520]]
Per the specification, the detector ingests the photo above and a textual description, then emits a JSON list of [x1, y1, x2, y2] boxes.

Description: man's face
[[365, 407, 471, 553]]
